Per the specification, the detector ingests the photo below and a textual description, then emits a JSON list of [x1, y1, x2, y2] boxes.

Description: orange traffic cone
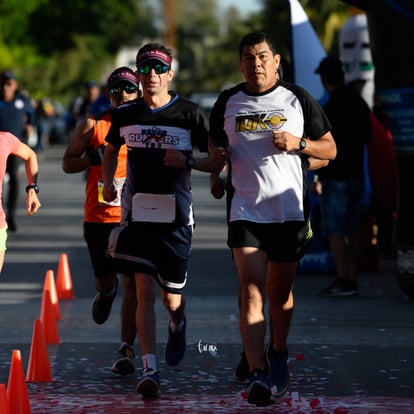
[[40, 289, 60, 345], [26, 319, 53, 382], [43, 269, 61, 320], [7, 350, 32, 414], [56, 253, 74, 300], [0, 383, 10, 414]]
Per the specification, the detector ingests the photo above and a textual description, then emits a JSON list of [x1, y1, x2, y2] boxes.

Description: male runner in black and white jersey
[[208, 31, 337, 406], [102, 43, 216, 398]]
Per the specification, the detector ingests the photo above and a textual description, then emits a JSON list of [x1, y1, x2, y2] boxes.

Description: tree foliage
[[0, 0, 155, 103], [260, 0, 349, 63], [0, 0, 349, 105], [302, 0, 350, 55], [28, 0, 139, 55]]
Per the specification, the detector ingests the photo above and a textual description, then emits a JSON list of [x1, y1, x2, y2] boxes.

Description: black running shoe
[[235, 351, 250, 381], [111, 343, 135, 376], [320, 278, 359, 297], [91, 277, 118, 324], [164, 315, 186, 366]]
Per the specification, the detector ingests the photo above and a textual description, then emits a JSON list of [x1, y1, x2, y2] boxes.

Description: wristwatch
[[299, 138, 307, 151], [26, 184, 39, 193], [186, 155, 196, 170]]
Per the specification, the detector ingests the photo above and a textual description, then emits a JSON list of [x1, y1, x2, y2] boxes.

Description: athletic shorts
[[108, 221, 193, 294], [0, 225, 7, 252], [83, 222, 119, 278], [228, 220, 313, 262], [320, 179, 366, 234]]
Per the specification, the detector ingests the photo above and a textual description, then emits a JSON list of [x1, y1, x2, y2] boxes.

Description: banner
[[288, 0, 327, 103]]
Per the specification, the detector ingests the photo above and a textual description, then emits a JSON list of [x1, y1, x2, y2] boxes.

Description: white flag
[[289, 0, 327, 102]]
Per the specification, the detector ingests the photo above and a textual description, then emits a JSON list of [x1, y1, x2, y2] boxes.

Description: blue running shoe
[[136, 369, 159, 398], [266, 345, 290, 398], [247, 369, 272, 406], [164, 315, 186, 366]]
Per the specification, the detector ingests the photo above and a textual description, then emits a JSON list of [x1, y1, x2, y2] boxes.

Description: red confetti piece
[[295, 353, 305, 361], [310, 397, 320, 408]]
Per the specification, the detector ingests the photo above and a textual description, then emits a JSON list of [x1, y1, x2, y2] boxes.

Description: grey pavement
[[0, 144, 413, 413]]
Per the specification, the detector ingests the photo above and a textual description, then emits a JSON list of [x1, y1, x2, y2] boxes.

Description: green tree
[[173, 0, 263, 95], [303, 0, 349, 54], [260, 0, 349, 64], [0, 0, 350, 105], [0, 0, 41, 45], [173, 0, 221, 94], [28, 0, 140, 55], [0, 0, 156, 104], [0, 0, 45, 69]]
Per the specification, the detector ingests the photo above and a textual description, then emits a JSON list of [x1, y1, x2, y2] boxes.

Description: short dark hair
[[315, 56, 345, 86], [238, 32, 278, 58]]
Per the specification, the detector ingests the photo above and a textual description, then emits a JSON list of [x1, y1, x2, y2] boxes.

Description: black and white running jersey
[[209, 80, 332, 224], [106, 92, 209, 225]]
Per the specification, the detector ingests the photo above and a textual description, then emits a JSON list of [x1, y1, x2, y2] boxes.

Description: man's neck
[[143, 92, 171, 109]]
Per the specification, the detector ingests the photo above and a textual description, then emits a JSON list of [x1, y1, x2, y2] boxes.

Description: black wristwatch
[[299, 138, 307, 151], [186, 155, 196, 170], [26, 184, 39, 194]]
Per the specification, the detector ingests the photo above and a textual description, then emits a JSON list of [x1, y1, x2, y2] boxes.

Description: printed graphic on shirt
[[120, 124, 192, 151], [235, 111, 287, 132], [14, 99, 25, 110]]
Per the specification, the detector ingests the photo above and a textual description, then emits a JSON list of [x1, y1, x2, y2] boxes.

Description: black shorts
[[83, 222, 118, 278], [228, 220, 313, 262], [108, 221, 193, 294]]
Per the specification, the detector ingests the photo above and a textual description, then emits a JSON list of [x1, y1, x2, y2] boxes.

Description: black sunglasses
[[138, 64, 169, 75], [109, 85, 138, 95]]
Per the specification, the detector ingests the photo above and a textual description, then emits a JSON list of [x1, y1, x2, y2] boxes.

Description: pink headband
[[107, 71, 138, 88], [136, 50, 172, 67]]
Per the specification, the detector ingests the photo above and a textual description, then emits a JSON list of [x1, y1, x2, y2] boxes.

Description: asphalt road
[[0, 144, 413, 413]]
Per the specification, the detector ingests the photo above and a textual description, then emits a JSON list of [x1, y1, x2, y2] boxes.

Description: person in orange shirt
[[62, 67, 139, 375]]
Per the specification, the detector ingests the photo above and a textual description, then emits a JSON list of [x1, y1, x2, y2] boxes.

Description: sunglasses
[[137, 64, 169, 75], [109, 85, 138, 95]]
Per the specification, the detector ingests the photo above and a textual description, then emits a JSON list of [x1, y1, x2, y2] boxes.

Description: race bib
[[131, 193, 176, 223], [98, 178, 125, 207]]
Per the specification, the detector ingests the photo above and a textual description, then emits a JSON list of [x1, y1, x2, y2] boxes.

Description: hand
[[26, 192, 41, 215], [272, 131, 298, 152], [102, 184, 117, 202], [210, 175, 227, 199], [311, 180, 322, 195], [210, 146, 230, 172], [87, 145, 105, 166], [164, 149, 187, 168], [23, 125, 34, 142]]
